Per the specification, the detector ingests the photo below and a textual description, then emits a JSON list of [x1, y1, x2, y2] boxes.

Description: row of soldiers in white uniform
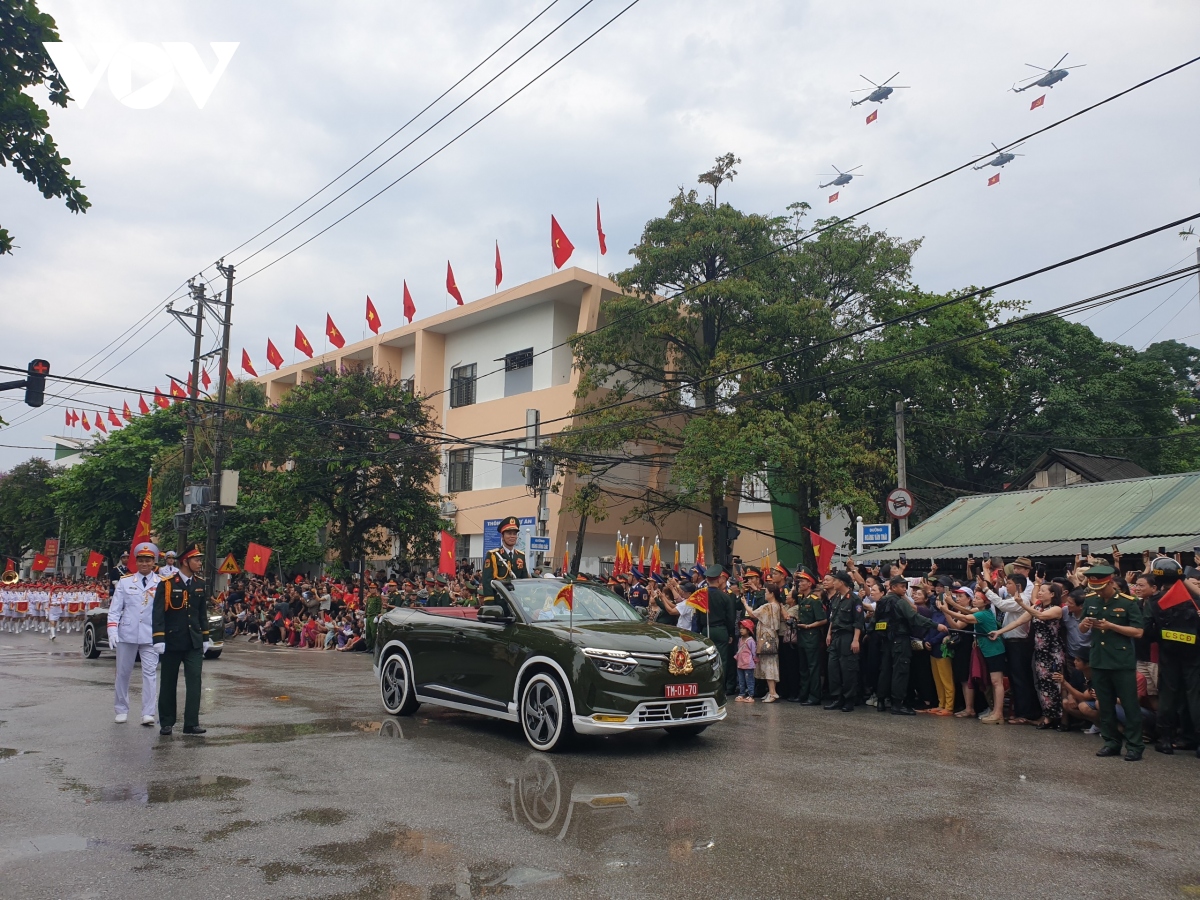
[[0, 581, 106, 637]]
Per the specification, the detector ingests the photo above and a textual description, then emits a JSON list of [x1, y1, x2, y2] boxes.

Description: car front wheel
[[83, 624, 101, 659], [520, 672, 574, 753], [380, 652, 419, 716]]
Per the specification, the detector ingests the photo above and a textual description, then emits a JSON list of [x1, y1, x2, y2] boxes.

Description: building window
[[450, 364, 476, 408], [400, 377, 414, 395], [447, 448, 473, 492], [503, 347, 534, 397], [454, 534, 472, 561], [501, 439, 529, 488]]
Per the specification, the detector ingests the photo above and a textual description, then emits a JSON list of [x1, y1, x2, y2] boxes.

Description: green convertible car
[[373, 579, 727, 751]]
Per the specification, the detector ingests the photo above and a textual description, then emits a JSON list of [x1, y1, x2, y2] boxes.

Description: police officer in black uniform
[[875, 575, 947, 715], [482, 517, 530, 601], [1146, 557, 1200, 757], [152, 543, 211, 735], [825, 571, 865, 712]]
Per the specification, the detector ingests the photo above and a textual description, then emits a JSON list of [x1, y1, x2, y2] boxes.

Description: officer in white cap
[[109, 542, 163, 725], [158, 549, 179, 580]]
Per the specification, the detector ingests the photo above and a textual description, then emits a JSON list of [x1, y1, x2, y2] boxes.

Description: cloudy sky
[[2, 0, 1199, 468]]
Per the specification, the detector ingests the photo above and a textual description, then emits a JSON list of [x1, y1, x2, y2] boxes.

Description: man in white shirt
[[109, 543, 163, 725], [990, 557, 1040, 722]]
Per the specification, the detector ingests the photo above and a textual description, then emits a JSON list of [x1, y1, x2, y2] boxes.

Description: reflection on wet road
[[2, 631, 1199, 898]]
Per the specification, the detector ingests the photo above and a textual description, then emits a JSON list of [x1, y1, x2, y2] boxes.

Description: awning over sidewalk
[[885, 471, 1200, 560]]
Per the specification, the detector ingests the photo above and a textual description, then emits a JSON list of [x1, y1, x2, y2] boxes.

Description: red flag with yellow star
[[365, 295, 381, 334], [295, 326, 314, 359], [128, 473, 153, 561], [122, 400, 133, 422], [244, 542, 272, 577], [550, 215, 574, 269], [446, 261, 464, 306], [326, 314, 346, 349], [266, 339, 284, 369], [85, 551, 104, 578]]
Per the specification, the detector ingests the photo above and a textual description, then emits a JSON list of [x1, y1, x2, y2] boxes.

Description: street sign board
[[886, 488, 915, 519], [861, 524, 892, 545], [528, 536, 551, 553]]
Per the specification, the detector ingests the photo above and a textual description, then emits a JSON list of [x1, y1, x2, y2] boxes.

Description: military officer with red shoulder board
[[152, 543, 212, 735]]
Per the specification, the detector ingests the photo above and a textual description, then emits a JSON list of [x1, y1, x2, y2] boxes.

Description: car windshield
[[509, 581, 642, 624]]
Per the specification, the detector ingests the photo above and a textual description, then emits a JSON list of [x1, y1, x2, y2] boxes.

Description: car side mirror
[[478, 604, 511, 623]]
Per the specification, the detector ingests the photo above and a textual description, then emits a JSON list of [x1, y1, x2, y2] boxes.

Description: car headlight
[[583, 647, 637, 676]]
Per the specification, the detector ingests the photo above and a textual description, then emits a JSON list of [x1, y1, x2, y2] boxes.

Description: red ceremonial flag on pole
[[295, 326, 314, 358], [122, 400, 133, 422], [446, 261, 464, 306], [186, 372, 194, 395], [64, 409, 71, 428], [562, 544, 570, 575], [596, 201, 607, 255], [988, 173, 1001, 186], [805, 527, 839, 578], [1030, 94, 1046, 110], [439, 531, 456, 576], [170, 379, 186, 402], [325, 314, 346, 349], [128, 472, 152, 561], [81, 411, 91, 431], [154, 388, 169, 409], [226, 368, 234, 385], [107, 407, 121, 427], [686, 587, 709, 613], [94, 412, 107, 434], [266, 339, 284, 370], [650, 538, 662, 576], [828, 192, 839, 203], [550, 215, 574, 269], [201, 368, 212, 390], [1157, 579, 1197, 611], [402, 280, 416, 323], [554, 583, 574, 611], [241, 349, 259, 377], [365, 295, 381, 334], [31, 553, 50, 573], [494, 241, 503, 287], [138, 395, 150, 415], [243, 542, 273, 577], [85, 551, 105, 578], [696, 524, 706, 569]]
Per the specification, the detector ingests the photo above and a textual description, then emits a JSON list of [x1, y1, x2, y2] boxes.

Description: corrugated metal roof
[[887, 471, 1200, 558]]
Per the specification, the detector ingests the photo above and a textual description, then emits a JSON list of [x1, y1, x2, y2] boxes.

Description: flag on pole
[[673, 542, 680, 577], [1030, 94, 1046, 110], [403, 280, 416, 323], [696, 524, 706, 569], [186, 372, 194, 395], [805, 527, 839, 578], [122, 400, 133, 422], [686, 587, 709, 613], [1157, 579, 1197, 611], [81, 411, 91, 430], [638, 537, 646, 574], [439, 530, 456, 576], [495, 241, 503, 287], [267, 339, 284, 369], [138, 395, 150, 415], [562, 543, 570, 576], [614, 531, 623, 576], [31, 553, 50, 572], [650, 538, 662, 576], [554, 583, 574, 610], [295, 326, 314, 358], [550, 215, 574, 269], [446, 261, 464, 305], [153, 388, 167, 409], [326, 314, 346, 349], [85, 551, 105, 578], [988, 173, 1001, 186], [241, 349, 258, 377], [365, 295, 381, 334], [107, 407, 121, 427], [226, 368, 234, 385], [170, 379, 186, 402], [201, 368, 212, 390], [244, 542, 272, 576], [866, 109, 878, 124], [94, 412, 107, 434], [128, 472, 153, 562], [828, 192, 839, 203], [596, 201, 607, 255], [64, 409, 71, 428]]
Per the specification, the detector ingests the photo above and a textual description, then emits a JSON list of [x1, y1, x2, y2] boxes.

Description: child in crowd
[[734, 618, 758, 702]]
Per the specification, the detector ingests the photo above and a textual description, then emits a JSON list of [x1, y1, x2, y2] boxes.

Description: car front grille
[[634, 699, 716, 723], [630, 646, 718, 668]]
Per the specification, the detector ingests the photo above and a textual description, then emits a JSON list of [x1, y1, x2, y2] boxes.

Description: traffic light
[[25, 359, 49, 408], [714, 506, 741, 566]]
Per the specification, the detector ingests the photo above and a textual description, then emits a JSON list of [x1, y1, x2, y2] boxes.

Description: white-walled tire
[[83, 624, 101, 659], [520, 672, 574, 752], [380, 652, 419, 716]]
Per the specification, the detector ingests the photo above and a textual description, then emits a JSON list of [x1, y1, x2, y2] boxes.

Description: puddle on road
[[191, 719, 384, 745], [202, 819, 259, 842], [291, 808, 348, 826], [67, 774, 251, 804]]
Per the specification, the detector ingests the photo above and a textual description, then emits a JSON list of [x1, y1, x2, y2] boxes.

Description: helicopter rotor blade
[[1063, 64, 1087, 69], [846, 165, 863, 173], [1052, 52, 1069, 70], [880, 71, 901, 87], [1024, 63, 1051, 72], [858, 74, 880, 87]]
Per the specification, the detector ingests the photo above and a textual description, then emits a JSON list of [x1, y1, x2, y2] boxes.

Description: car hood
[[536, 620, 710, 653]]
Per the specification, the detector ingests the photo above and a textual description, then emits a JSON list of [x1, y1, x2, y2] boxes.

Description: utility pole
[[204, 260, 236, 586], [527, 409, 549, 570], [169, 281, 207, 553], [895, 400, 908, 536]]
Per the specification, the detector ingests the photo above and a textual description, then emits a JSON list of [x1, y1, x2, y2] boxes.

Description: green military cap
[[1084, 564, 1115, 585], [744, 565, 762, 578], [435, 574, 449, 584], [794, 566, 816, 583], [497, 516, 521, 533], [704, 563, 726, 578]]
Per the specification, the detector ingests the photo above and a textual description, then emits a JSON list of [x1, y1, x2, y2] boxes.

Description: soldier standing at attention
[[152, 543, 212, 736], [1079, 564, 1145, 761], [792, 567, 828, 706], [482, 517, 529, 601], [825, 571, 865, 712], [109, 542, 163, 725]]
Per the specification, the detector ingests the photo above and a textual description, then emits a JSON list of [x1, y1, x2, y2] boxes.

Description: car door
[[403, 611, 456, 694], [451, 593, 528, 711]]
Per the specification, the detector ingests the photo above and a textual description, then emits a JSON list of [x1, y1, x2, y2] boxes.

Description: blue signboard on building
[[861, 524, 892, 545], [528, 536, 551, 553]]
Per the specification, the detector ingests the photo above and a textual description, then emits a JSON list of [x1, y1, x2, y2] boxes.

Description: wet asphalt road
[[1, 631, 1199, 900]]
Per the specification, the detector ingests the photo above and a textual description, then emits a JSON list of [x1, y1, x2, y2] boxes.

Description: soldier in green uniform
[[1079, 564, 1145, 761], [695, 564, 737, 689], [1145, 557, 1200, 757], [824, 571, 864, 712], [875, 575, 947, 715], [151, 543, 211, 736], [743, 566, 765, 610], [428, 574, 452, 608], [482, 517, 530, 602], [792, 567, 828, 706]]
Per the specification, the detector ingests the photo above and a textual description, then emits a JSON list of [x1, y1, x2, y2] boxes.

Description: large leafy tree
[[250, 366, 444, 567], [0, 0, 89, 254], [0, 456, 57, 559]]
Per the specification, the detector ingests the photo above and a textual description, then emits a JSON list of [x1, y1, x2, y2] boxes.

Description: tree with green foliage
[[0, 0, 89, 254], [0, 456, 57, 560]]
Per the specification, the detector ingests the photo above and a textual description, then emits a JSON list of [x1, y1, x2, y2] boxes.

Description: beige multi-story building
[[257, 267, 833, 573]]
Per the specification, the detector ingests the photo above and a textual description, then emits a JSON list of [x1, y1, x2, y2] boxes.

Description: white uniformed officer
[[109, 542, 163, 725], [158, 550, 179, 580]]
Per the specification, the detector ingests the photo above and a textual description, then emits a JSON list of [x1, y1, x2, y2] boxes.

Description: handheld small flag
[[244, 542, 273, 577], [805, 527, 838, 578], [554, 583, 574, 610], [1157, 579, 1196, 611]]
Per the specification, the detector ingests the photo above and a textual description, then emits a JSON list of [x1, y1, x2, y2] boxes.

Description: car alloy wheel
[[520, 672, 573, 752], [380, 652, 418, 716], [83, 625, 101, 659]]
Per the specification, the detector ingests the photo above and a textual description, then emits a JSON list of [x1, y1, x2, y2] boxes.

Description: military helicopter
[[851, 72, 909, 106], [819, 165, 863, 188], [972, 142, 1026, 170], [1012, 53, 1085, 93]]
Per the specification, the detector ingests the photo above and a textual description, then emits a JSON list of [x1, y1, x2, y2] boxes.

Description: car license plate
[[665, 683, 698, 699]]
